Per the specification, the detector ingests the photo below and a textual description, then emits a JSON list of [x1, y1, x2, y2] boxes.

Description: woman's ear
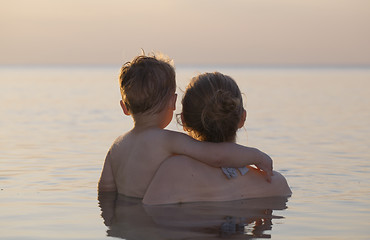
[[238, 109, 247, 128], [120, 100, 130, 116], [181, 113, 188, 132]]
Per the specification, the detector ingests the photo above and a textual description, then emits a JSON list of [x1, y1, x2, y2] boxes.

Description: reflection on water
[[98, 192, 288, 239], [1, 67, 369, 239]]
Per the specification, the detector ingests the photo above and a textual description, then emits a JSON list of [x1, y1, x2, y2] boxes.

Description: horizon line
[[1, 63, 370, 70]]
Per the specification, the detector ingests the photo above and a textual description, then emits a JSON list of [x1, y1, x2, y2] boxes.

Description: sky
[[1, 0, 370, 66]]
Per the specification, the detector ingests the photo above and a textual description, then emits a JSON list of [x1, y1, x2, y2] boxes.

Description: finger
[[266, 172, 272, 183], [260, 168, 271, 183], [268, 168, 273, 177], [263, 166, 272, 177]]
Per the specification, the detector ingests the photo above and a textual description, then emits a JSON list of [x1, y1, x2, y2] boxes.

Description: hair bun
[[181, 72, 243, 143], [200, 89, 242, 141], [203, 90, 240, 120]]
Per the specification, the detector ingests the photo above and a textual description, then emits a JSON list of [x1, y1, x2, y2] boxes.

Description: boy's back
[[97, 54, 178, 197], [107, 128, 174, 197]]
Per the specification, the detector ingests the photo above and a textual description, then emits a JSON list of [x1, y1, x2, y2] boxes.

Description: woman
[[143, 72, 291, 205]]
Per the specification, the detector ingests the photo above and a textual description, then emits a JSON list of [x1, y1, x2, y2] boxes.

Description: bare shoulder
[[150, 155, 199, 181], [143, 156, 225, 205], [109, 128, 162, 152], [160, 129, 190, 141], [110, 132, 130, 148], [110, 129, 192, 154], [143, 155, 211, 205], [107, 132, 132, 155], [132, 128, 178, 145]]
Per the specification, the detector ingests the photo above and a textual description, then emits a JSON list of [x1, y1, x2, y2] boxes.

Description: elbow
[[271, 171, 292, 196], [98, 182, 117, 193], [98, 186, 117, 193]]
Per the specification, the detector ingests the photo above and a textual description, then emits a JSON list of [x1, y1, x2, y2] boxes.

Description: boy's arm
[[165, 131, 273, 182], [98, 151, 117, 192]]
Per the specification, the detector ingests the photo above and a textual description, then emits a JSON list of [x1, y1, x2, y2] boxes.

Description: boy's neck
[[132, 112, 165, 130]]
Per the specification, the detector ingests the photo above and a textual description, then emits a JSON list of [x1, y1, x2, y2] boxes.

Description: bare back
[[143, 155, 292, 204], [106, 128, 174, 198]]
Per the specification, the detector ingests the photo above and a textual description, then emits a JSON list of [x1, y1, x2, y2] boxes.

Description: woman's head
[[180, 72, 246, 143]]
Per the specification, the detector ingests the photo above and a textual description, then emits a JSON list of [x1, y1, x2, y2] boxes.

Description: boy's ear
[[170, 93, 177, 110], [120, 100, 130, 116], [238, 109, 247, 128]]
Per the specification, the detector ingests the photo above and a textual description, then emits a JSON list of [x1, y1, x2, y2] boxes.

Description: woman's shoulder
[[143, 156, 223, 205]]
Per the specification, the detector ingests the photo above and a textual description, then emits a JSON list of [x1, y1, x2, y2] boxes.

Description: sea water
[[0, 66, 369, 239]]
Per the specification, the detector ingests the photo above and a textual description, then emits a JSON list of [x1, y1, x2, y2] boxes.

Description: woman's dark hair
[[180, 72, 244, 142]]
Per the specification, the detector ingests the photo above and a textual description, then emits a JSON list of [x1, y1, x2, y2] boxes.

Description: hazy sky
[[1, 0, 369, 66]]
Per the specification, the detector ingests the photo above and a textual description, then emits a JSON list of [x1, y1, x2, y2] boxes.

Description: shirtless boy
[[98, 54, 273, 198]]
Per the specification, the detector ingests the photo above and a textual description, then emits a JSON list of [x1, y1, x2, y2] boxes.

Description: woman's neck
[[190, 131, 237, 143]]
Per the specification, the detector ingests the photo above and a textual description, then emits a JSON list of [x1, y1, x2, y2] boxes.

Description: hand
[[254, 151, 274, 182]]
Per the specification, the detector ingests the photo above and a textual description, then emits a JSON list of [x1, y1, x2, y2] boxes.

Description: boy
[[98, 54, 273, 198]]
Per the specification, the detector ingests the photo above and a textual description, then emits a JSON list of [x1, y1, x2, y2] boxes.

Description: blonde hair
[[180, 72, 244, 142], [119, 53, 176, 115]]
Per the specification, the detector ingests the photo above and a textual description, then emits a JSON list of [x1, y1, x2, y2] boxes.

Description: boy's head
[[119, 54, 176, 115]]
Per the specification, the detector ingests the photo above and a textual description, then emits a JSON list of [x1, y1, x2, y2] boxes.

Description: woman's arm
[[164, 130, 273, 182]]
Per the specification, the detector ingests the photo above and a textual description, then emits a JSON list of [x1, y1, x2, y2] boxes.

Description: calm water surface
[[0, 66, 369, 239]]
